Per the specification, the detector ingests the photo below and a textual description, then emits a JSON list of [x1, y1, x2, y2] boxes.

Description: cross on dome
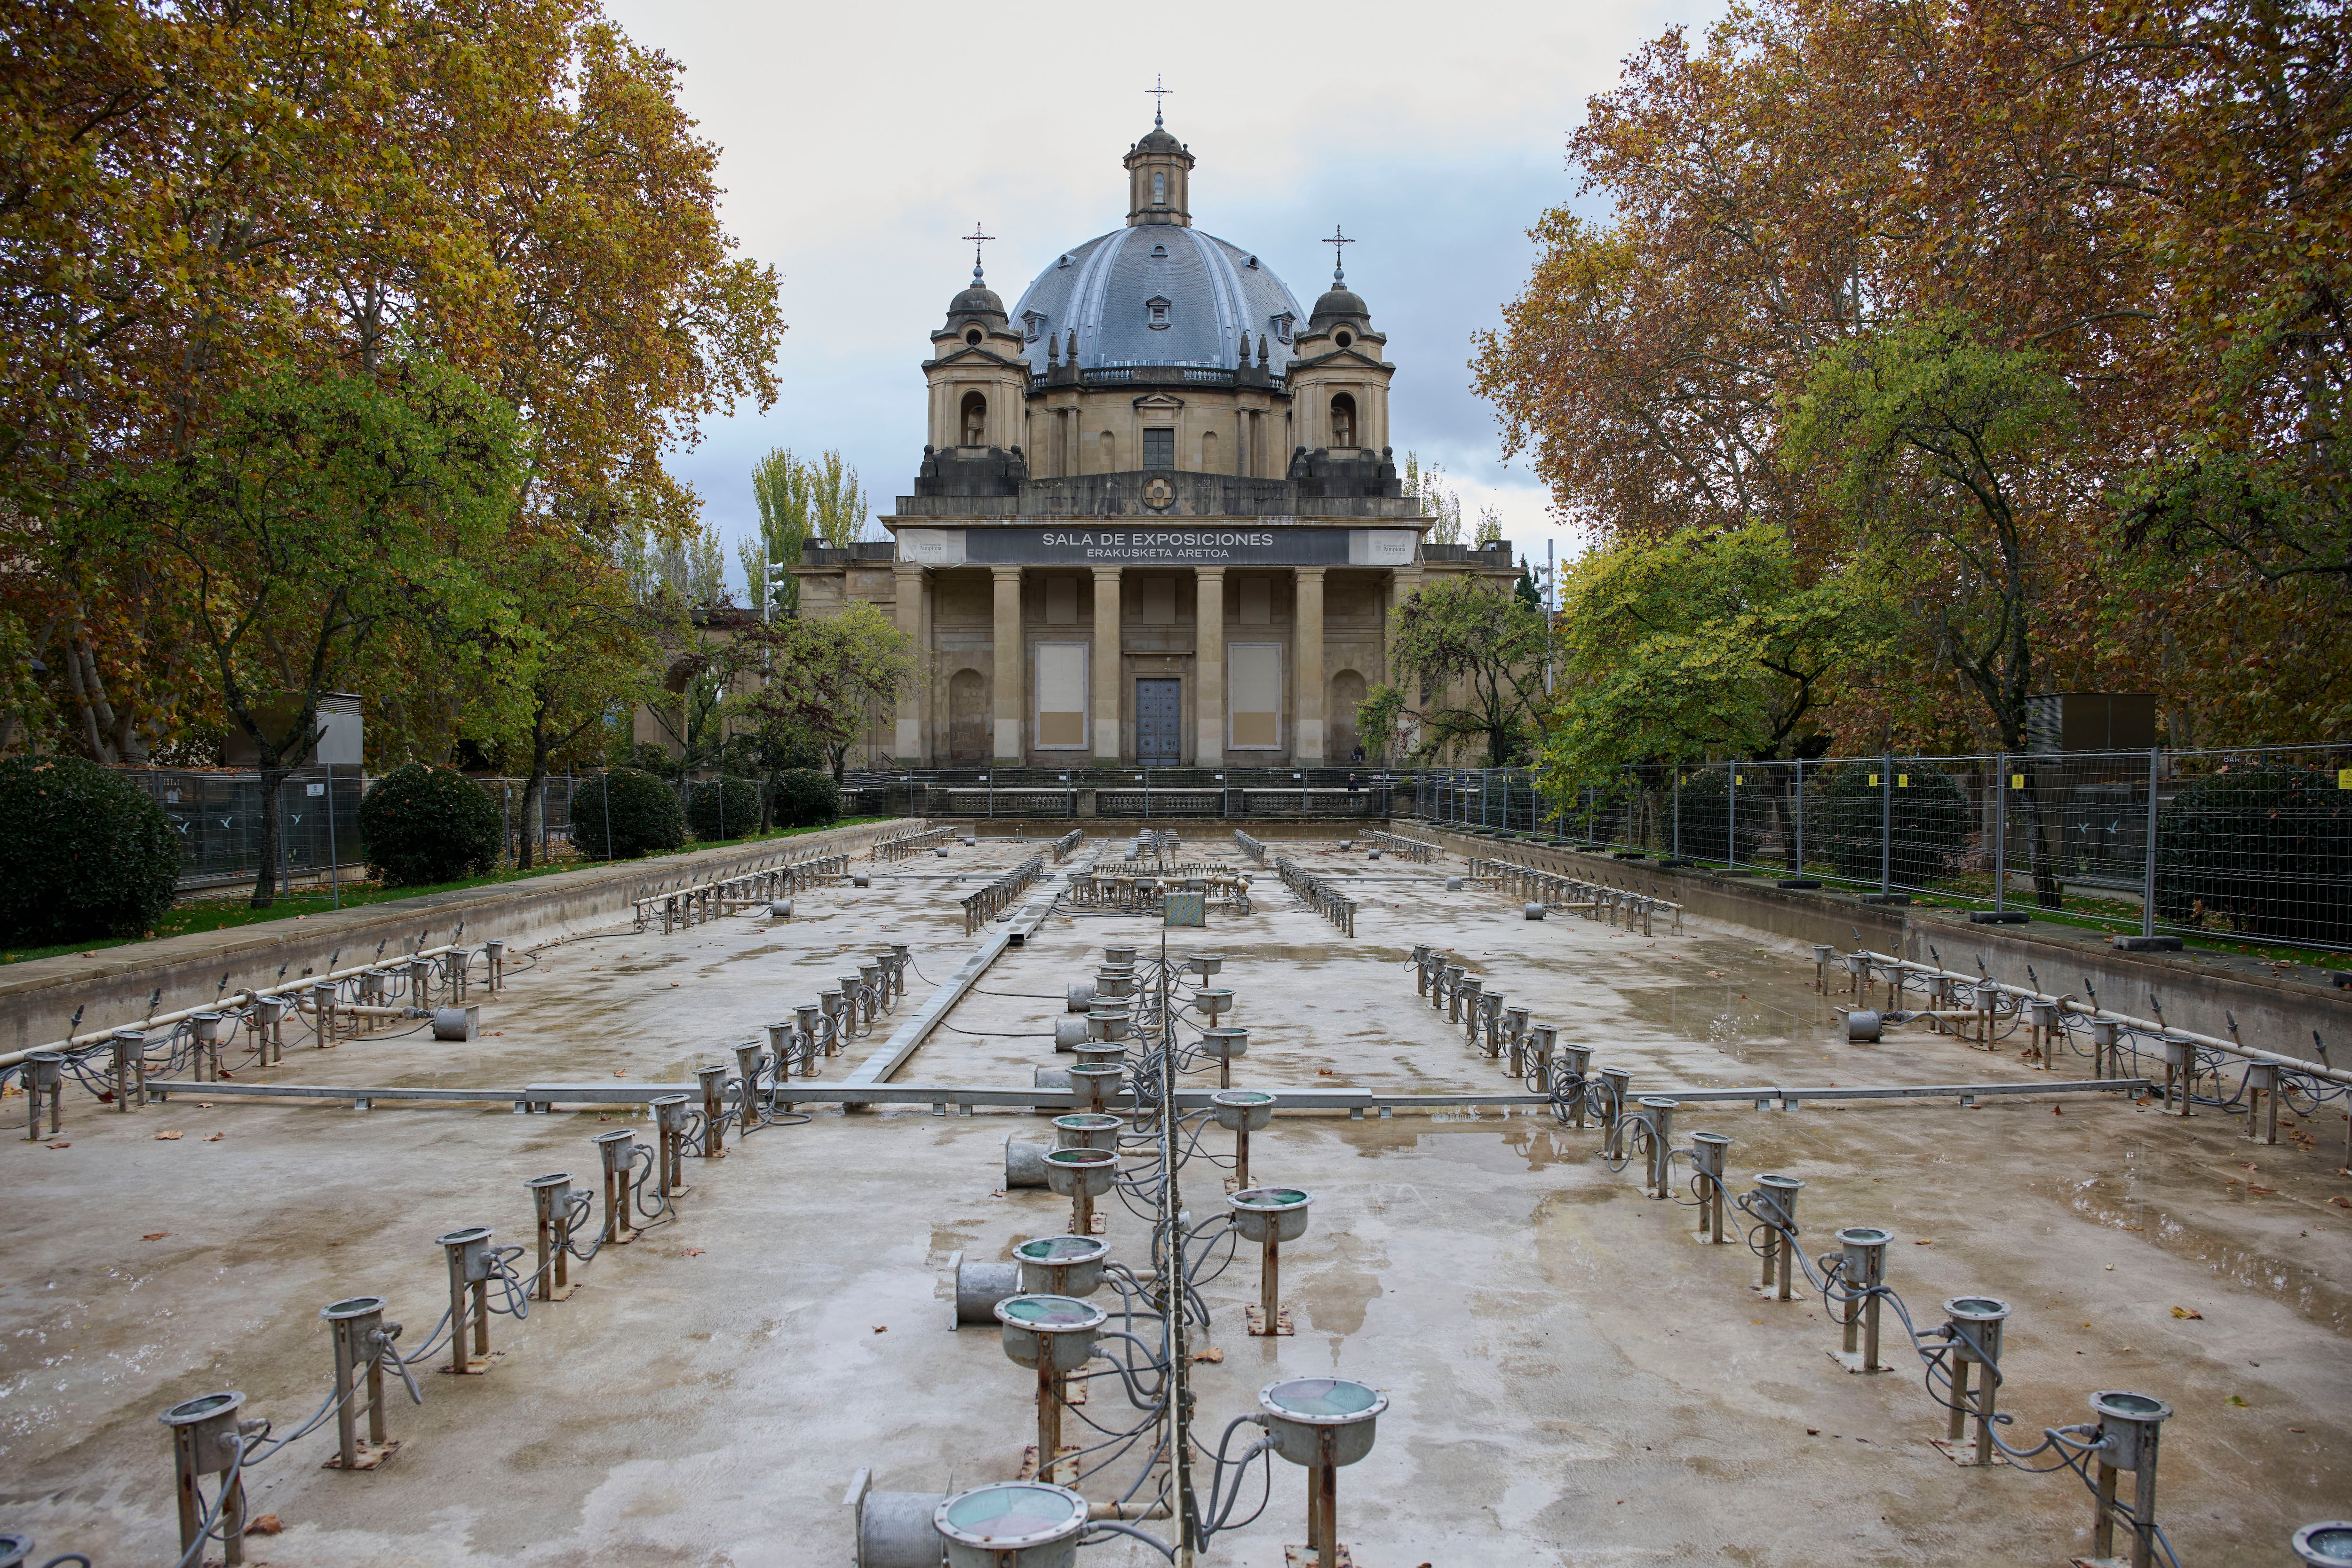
[[1146, 74, 1173, 128]]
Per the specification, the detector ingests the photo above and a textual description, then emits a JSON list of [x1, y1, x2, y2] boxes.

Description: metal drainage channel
[[859, 940, 1385, 1568]]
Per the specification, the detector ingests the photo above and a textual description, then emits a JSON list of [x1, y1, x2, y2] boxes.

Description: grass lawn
[[1, 817, 890, 966]]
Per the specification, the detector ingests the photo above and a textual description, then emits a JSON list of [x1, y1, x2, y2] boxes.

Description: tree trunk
[[252, 762, 285, 908], [517, 769, 546, 871]]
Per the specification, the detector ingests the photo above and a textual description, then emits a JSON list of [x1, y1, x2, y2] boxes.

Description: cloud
[[604, 0, 1706, 586]]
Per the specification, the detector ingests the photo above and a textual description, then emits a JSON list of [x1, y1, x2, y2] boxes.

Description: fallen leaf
[[1806, 1427, 1820, 1435], [683, 1248, 705, 1258], [2331, 1196, 2351, 1209], [1192, 1347, 1224, 1363], [45, 1140, 68, 1149], [246, 1514, 283, 1535], [872, 1325, 888, 1333], [205, 1133, 224, 1143], [1316, 1068, 1335, 1076], [2053, 1106, 2063, 1116], [2249, 1186, 2277, 1196], [2227, 1395, 2249, 1407], [143, 1232, 169, 1241], [1707, 969, 1726, 979], [612, 1069, 627, 1077], [196, 1101, 212, 1109], [1913, 1238, 1934, 1245], [155, 1131, 183, 1140], [2170, 1307, 2202, 1320]]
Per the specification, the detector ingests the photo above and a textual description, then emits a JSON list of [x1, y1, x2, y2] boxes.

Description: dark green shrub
[[358, 763, 501, 887], [774, 768, 841, 829], [1804, 760, 1971, 887], [686, 776, 759, 841], [570, 768, 683, 860], [0, 755, 181, 943], [2156, 762, 2351, 946]]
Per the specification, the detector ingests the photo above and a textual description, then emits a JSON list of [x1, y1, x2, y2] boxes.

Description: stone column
[[1195, 567, 1225, 765], [1295, 567, 1326, 763], [1381, 564, 1423, 688], [991, 566, 1023, 761], [892, 562, 926, 762], [1091, 566, 1121, 760]]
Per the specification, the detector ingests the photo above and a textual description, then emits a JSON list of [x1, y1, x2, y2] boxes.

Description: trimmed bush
[[1805, 760, 1971, 887], [0, 755, 181, 943], [571, 768, 684, 860], [686, 776, 759, 841], [774, 768, 841, 829], [358, 763, 501, 887], [2156, 761, 2352, 946]]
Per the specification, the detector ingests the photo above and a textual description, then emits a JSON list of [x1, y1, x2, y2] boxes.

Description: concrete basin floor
[[1, 833, 2344, 1565]]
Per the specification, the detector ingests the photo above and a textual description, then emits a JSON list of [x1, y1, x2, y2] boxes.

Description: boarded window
[[1238, 577, 1271, 626], [1036, 642, 1088, 748], [1230, 642, 1280, 749], [1143, 428, 1175, 469], [1136, 576, 1176, 625], [1045, 577, 1078, 626]]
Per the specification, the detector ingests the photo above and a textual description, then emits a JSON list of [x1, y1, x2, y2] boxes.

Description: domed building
[[796, 114, 1516, 769]]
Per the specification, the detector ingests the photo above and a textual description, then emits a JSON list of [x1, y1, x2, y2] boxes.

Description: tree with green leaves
[[1400, 452, 1462, 544], [1358, 578, 1550, 766], [82, 358, 519, 907], [1539, 522, 1881, 793], [739, 448, 871, 619], [723, 601, 916, 779], [1781, 313, 2075, 751], [469, 535, 655, 868]]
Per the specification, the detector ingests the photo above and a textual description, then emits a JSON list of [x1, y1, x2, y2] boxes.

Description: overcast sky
[[598, 0, 1715, 589]]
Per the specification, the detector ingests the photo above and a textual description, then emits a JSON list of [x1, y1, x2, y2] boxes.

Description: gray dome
[[950, 281, 1005, 319], [1310, 285, 1367, 324], [1011, 227, 1308, 373]]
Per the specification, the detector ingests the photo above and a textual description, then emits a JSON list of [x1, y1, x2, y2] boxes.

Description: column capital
[[991, 563, 1023, 579], [1090, 562, 1122, 578], [1295, 565, 1327, 580]]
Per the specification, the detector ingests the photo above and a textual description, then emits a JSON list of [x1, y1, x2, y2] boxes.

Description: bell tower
[[1123, 94, 1194, 228]]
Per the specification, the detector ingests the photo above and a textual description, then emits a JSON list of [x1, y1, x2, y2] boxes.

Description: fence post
[[2142, 747, 2160, 938], [1673, 773, 1681, 861], [1794, 757, 1804, 874], [1729, 762, 1739, 869], [326, 763, 341, 910], [1880, 756, 1892, 894], [1993, 753, 2007, 915]]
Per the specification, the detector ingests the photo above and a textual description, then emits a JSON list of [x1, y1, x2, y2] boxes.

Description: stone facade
[[792, 116, 1519, 767]]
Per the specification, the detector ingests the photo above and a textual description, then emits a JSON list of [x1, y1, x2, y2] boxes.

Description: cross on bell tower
[[1324, 224, 1355, 286], [1146, 73, 1173, 128], [961, 222, 995, 285]]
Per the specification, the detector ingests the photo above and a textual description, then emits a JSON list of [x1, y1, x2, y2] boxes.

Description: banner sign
[[896, 527, 1417, 568]]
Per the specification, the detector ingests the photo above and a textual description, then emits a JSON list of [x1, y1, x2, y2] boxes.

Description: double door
[[1136, 679, 1183, 764]]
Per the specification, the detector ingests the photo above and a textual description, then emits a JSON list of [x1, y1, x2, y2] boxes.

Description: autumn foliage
[[1, 0, 784, 902], [1475, 0, 2351, 760]]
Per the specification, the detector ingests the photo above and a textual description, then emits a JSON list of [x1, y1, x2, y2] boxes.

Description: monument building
[[794, 111, 1518, 767]]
